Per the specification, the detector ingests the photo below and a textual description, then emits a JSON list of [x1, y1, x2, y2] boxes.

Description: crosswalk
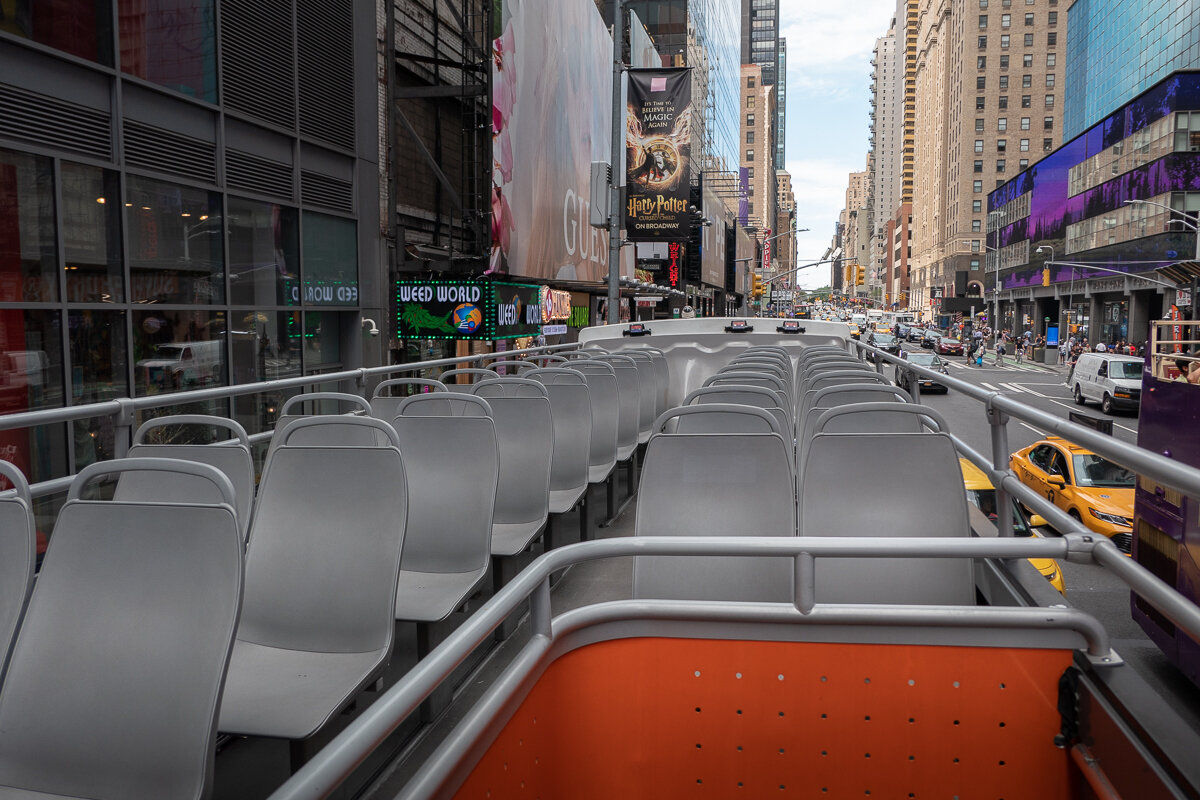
[[941, 357, 1051, 374]]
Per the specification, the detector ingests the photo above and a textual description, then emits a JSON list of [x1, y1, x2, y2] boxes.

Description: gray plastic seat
[[570, 360, 620, 483], [219, 416, 407, 740], [800, 427, 974, 605], [800, 371, 890, 419], [487, 360, 536, 376], [528, 368, 593, 513], [705, 371, 792, 412], [634, 409, 796, 603], [797, 399, 935, 480], [0, 462, 34, 687], [659, 403, 784, 437], [591, 354, 641, 461], [469, 378, 554, 556], [441, 368, 499, 392], [684, 385, 791, 436], [392, 394, 497, 622], [267, 392, 382, 463], [624, 351, 660, 444], [0, 459, 242, 800], [117, 414, 256, 543], [533, 354, 569, 366], [370, 378, 447, 421]]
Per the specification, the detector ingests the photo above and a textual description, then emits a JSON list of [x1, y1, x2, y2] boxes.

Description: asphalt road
[[890, 339, 1200, 730]]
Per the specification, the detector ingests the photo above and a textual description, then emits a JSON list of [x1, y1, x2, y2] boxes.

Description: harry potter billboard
[[625, 68, 692, 241]]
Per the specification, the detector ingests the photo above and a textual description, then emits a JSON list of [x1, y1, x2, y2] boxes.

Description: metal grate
[[220, 0, 297, 130], [227, 149, 294, 199], [123, 120, 217, 184], [300, 170, 353, 213], [0, 83, 111, 160], [296, 0, 355, 150]]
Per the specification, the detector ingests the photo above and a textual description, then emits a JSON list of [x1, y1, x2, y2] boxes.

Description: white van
[[850, 313, 867, 329], [137, 340, 223, 390], [1071, 353, 1143, 414]]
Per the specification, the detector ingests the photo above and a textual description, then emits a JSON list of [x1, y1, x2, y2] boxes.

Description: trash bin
[[1068, 411, 1114, 435]]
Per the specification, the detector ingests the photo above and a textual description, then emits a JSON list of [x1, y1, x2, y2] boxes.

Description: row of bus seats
[[633, 344, 975, 607], [0, 347, 670, 799]]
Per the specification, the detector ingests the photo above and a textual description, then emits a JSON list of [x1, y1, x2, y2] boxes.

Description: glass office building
[[1064, 0, 1200, 140]]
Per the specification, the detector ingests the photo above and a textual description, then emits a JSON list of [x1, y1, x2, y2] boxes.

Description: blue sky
[[779, 0, 899, 289]]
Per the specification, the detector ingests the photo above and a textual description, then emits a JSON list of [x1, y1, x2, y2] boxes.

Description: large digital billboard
[[491, 0, 614, 282]]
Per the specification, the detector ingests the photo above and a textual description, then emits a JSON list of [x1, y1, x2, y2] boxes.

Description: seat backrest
[[590, 354, 640, 454], [799, 359, 868, 384], [118, 414, 255, 543], [798, 384, 913, 434], [722, 360, 789, 383], [468, 381, 554, 525], [800, 372, 889, 416], [370, 378, 446, 421], [441, 368, 500, 392], [269, 392, 379, 460], [0, 459, 242, 800], [391, 405, 498, 575], [685, 385, 791, 439], [799, 431, 974, 605], [534, 354, 569, 365], [624, 351, 659, 439], [396, 392, 492, 418], [640, 348, 671, 416], [705, 371, 791, 410], [241, 417, 407, 654], [487, 360, 536, 376], [569, 361, 620, 474], [0, 462, 34, 686], [661, 403, 784, 437], [634, 430, 795, 602], [527, 368, 593, 494]]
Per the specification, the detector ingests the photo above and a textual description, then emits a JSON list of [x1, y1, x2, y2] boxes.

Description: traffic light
[[751, 274, 764, 298], [856, 265, 866, 286], [1041, 266, 1051, 287]]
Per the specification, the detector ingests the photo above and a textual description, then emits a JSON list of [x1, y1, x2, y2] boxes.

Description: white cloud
[[780, 0, 898, 72], [783, 158, 862, 289]]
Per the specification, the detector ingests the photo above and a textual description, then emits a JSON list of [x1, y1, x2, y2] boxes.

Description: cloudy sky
[[780, 0, 898, 289]]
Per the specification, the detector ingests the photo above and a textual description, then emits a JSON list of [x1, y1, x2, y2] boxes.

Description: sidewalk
[[966, 348, 1070, 374]]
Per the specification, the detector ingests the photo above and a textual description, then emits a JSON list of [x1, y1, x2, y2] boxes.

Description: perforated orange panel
[[454, 638, 1075, 799]]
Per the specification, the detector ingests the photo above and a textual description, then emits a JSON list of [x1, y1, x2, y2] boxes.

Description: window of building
[[1001, 34, 1010, 48], [999, 75, 1009, 88], [997, 138, 1007, 151], [1001, 13, 1010, 26], [61, 162, 124, 303], [997, 159, 1006, 172], [973, 180, 983, 193], [746, 130, 755, 144], [976, 118, 985, 132], [119, 0, 217, 103], [1020, 117, 1030, 129], [1019, 159, 1029, 168], [0, 149, 58, 303], [1047, 32, 1057, 46], [1046, 73, 1055, 87], [977, 76, 986, 89], [1020, 138, 1029, 151], [126, 176, 223, 304], [975, 139, 985, 153], [971, 258, 982, 271], [998, 118, 1007, 131], [1024, 12, 1033, 24], [1000, 55, 1010, 68], [301, 212, 358, 308], [1022, 74, 1032, 87], [1023, 33, 1033, 46], [1023, 54, 1033, 67], [1043, 116, 1053, 130], [976, 96, 986, 110], [979, 14, 988, 27], [747, 167, 754, 179], [1021, 94, 1031, 107], [746, 149, 755, 161], [1045, 94, 1055, 108], [978, 35, 987, 48], [1043, 137, 1053, 150], [974, 160, 984, 173], [979, 0, 987, 6], [971, 240, 982, 252], [1046, 53, 1056, 67], [973, 200, 983, 213], [1048, 11, 1057, 24], [972, 219, 982, 232], [228, 199, 300, 306], [999, 95, 1008, 109], [3, 0, 114, 65], [747, 113, 755, 126], [978, 56, 987, 69], [747, 76, 756, 88]]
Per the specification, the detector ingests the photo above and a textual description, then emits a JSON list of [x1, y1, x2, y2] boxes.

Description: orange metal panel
[[455, 638, 1074, 799]]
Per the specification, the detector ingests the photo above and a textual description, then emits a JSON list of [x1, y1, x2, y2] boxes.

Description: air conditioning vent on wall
[[123, 120, 217, 184], [0, 83, 111, 160], [227, 150, 294, 200]]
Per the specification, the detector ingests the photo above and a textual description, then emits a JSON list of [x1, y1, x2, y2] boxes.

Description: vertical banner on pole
[[624, 68, 692, 241]]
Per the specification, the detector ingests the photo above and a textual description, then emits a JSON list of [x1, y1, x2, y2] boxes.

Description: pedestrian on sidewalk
[[1058, 343, 1066, 365], [995, 337, 1005, 367]]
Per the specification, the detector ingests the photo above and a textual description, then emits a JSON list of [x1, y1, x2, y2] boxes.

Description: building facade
[[775, 169, 796, 279], [776, 37, 788, 167], [0, 0, 382, 486], [870, 22, 901, 303], [988, 70, 1200, 348], [1064, 0, 1200, 141], [741, 0, 779, 86], [741, 64, 778, 235]]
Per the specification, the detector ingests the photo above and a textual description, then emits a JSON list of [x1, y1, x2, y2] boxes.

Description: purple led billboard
[[989, 73, 1200, 290]]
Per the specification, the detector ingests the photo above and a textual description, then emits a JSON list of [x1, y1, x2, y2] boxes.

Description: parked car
[[920, 329, 944, 349], [896, 351, 949, 394], [1070, 352, 1143, 414], [1010, 436, 1135, 552], [936, 336, 964, 356]]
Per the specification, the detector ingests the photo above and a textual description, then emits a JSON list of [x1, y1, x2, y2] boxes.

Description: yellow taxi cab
[[848, 323, 860, 340], [1009, 436, 1134, 553], [960, 458, 1065, 593]]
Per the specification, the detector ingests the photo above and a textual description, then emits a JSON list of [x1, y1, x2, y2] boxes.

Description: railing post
[[530, 577, 552, 638], [112, 398, 136, 460], [988, 402, 1015, 537], [794, 552, 815, 614]]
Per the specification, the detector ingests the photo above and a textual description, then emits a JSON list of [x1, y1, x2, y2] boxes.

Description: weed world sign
[[395, 279, 542, 340]]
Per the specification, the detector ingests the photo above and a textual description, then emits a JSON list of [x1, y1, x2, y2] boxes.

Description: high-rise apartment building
[[776, 169, 796, 278], [899, 0, 919, 203], [1064, 0, 1200, 140], [870, 22, 901, 301], [908, 0, 1065, 323], [742, 0, 779, 85], [776, 38, 788, 166], [840, 169, 870, 293], [741, 65, 778, 233]]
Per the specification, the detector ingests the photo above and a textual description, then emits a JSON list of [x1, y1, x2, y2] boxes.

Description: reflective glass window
[[302, 311, 342, 371], [0, 149, 57, 302], [132, 309, 226, 395], [126, 176, 223, 304], [62, 163, 123, 303], [228, 199, 300, 306], [68, 310, 127, 470], [231, 310, 301, 436], [118, 0, 217, 102], [301, 213, 357, 306], [0, 309, 63, 411], [0, 0, 114, 64]]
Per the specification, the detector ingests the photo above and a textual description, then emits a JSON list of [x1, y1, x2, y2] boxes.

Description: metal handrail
[[266, 532, 1199, 800], [0, 342, 581, 499]]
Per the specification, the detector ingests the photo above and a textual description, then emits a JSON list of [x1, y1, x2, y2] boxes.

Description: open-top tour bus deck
[[0, 317, 1198, 799]]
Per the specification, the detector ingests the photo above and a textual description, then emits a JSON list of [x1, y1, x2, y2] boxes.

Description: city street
[[889, 339, 1200, 728]]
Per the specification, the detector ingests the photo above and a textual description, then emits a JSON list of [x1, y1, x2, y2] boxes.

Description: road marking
[[1001, 382, 1025, 393], [981, 382, 1000, 391], [1020, 422, 1048, 436]]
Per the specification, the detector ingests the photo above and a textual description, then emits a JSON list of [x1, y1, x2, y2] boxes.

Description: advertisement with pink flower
[[491, 0, 616, 282]]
